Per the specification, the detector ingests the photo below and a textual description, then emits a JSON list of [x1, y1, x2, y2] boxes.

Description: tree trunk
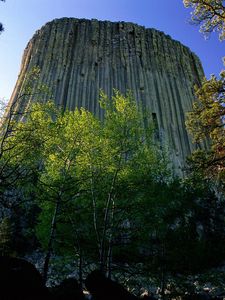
[[106, 242, 113, 279], [160, 243, 166, 300], [99, 169, 119, 271], [43, 197, 60, 283], [78, 249, 83, 289]]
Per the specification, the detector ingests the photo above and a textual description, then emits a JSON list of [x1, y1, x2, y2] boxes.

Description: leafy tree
[[184, 0, 225, 189], [32, 92, 225, 289], [1, 96, 103, 281], [0, 66, 51, 256], [35, 105, 100, 282], [183, 2, 225, 291], [183, 0, 225, 40], [4, 88, 225, 290], [6, 90, 168, 282], [0, 66, 49, 202], [123, 172, 225, 296], [186, 73, 225, 186], [32, 90, 169, 281], [78, 90, 168, 274]]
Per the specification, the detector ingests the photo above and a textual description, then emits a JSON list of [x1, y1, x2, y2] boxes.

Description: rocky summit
[[9, 18, 204, 173]]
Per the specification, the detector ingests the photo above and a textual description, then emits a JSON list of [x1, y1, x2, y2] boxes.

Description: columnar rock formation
[[9, 18, 204, 173]]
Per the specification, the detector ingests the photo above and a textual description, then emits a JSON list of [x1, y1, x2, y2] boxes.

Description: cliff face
[[9, 18, 204, 174]]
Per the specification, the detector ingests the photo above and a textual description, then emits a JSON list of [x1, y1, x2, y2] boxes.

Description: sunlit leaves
[[186, 73, 225, 186], [183, 0, 225, 40], [2, 90, 172, 274]]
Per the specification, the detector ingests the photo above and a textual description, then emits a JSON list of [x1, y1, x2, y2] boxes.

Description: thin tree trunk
[[106, 241, 113, 279], [99, 170, 118, 271], [106, 198, 115, 279], [43, 197, 60, 284], [160, 242, 166, 300], [70, 216, 83, 289], [78, 249, 83, 289], [90, 172, 100, 254], [99, 148, 123, 272]]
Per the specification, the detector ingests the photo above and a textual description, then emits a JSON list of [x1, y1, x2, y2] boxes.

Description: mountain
[[9, 18, 204, 174]]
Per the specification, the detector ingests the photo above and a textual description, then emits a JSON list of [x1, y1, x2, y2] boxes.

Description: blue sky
[[0, 0, 224, 100]]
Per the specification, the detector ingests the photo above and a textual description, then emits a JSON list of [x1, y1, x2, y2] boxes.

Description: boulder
[[0, 256, 51, 300], [51, 277, 85, 300], [85, 270, 137, 300]]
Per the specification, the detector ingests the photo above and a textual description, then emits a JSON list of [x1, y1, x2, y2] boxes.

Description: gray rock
[[8, 18, 205, 174]]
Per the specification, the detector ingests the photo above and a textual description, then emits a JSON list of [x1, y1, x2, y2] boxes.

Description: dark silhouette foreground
[[0, 256, 51, 300], [1, 257, 223, 300], [51, 277, 85, 300], [85, 270, 138, 300]]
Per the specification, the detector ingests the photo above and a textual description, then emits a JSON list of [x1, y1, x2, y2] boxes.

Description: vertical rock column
[[8, 18, 204, 174]]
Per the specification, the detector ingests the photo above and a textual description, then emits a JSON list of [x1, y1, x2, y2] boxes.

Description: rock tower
[[9, 18, 204, 173]]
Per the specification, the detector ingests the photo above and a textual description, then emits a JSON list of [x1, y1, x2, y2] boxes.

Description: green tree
[[186, 73, 225, 186], [79, 90, 167, 274], [11, 90, 168, 282], [0, 67, 51, 257], [184, 0, 225, 188], [0, 67, 49, 203], [3, 90, 225, 291], [183, 0, 225, 40], [133, 174, 225, 299], [36, 106, 100, 282], [14, 91, 222, 286], [3, 99, 91, 280]]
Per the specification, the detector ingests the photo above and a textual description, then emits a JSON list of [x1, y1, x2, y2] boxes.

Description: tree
[[183, 0, 225, 187], [32, 91, 225, 289], [81, 90, 167, 273], [5, 89, 168, 282], [3, 90, 225, 292], [0, 66, 51, 257], [0, 66, 49, 203], [183, 0, 225, 40], [35, 105, 100, 282], [186, 73, 225, 186], [122, 171, 225, 296], [32, 90, 169, 281]]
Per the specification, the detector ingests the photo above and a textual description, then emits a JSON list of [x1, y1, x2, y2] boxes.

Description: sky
[[0, 0, 224, 100]]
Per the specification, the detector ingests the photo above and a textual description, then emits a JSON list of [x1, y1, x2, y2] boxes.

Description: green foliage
[[184, 0, 225, 190], [0, 67, 54, 255], [33, 91, 169, 271], [183, 0, 225, 40], [128, 174, 225, 277], [0, 66, 51, 191], [4, 90, 170, 273], [186, 74, 225, 187], [3, 89, 225, 287]]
